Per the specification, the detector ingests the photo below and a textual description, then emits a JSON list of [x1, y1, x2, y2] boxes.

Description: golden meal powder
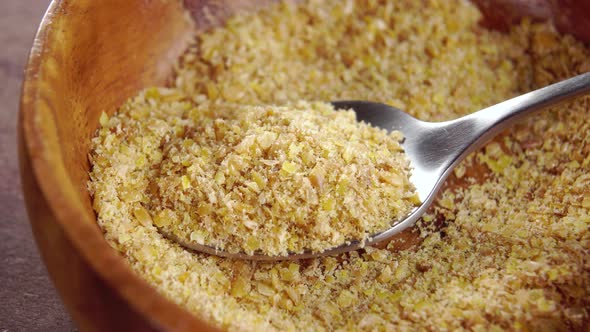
[[89, 0, 590, 330], [152, 100, 417, 256]]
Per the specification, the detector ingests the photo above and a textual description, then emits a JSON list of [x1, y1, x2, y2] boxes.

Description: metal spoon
[[165, 72, 590, 260]]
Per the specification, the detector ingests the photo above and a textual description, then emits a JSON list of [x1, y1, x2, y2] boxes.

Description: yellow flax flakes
[[150, 101, 416, 256]]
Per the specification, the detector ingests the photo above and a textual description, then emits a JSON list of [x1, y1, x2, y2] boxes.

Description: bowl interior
[[19, 0, 589, 330]]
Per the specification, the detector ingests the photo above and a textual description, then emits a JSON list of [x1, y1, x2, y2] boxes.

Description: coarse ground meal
[[146, 100, 418, 256], [88, 0, 590, 330]]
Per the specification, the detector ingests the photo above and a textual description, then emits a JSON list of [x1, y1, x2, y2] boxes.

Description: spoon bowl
[[169, 71, 590, 260]]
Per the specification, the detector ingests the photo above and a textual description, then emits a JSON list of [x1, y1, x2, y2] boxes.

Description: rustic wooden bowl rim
[[19, 1, 212, 330]]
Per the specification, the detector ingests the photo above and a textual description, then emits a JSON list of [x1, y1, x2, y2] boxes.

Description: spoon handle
[[458, 71, 590, 151], [428, 72, 590, 172], [415, 72, 590, 197]]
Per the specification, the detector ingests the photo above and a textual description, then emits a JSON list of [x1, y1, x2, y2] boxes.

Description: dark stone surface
[[0, 1, 76, 331]]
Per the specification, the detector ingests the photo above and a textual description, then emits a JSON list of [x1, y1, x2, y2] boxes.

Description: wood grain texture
[[472, 0, 590, 43], [17, 0, 590, 331], [548, 0, 590, 42], [20, 0, 215, 330], [184, 0, 279, 28]]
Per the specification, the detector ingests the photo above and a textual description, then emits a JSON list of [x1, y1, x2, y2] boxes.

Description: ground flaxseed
[[89, 0, 590, 330], [146, 100, 416, 256]]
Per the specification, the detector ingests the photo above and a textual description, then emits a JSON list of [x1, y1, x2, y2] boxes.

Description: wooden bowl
[[18, 0, 590, 330]]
